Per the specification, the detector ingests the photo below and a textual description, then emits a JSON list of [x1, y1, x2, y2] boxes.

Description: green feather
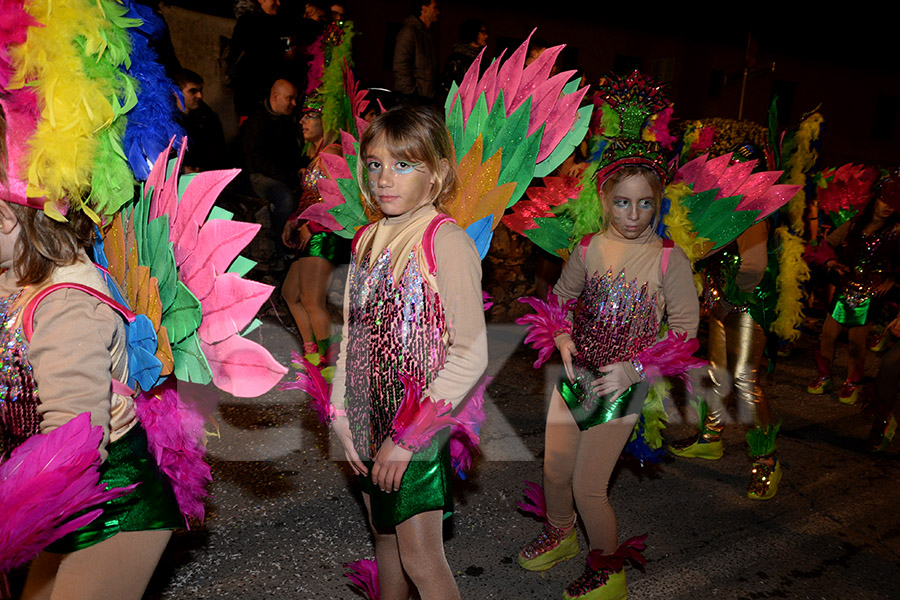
[[746, 420, 782, 457]]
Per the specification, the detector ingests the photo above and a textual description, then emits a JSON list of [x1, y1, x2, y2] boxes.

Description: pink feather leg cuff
[[391, 374, 458, 453], [516, 287, 576, 369]]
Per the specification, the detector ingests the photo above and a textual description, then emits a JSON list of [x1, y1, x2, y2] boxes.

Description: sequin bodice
[[344, 248, 447, 458], [0, 290, 41, 457], [572, 268, 660, 374], [837, 227, 899, 306], [296, 165, 326, 216]]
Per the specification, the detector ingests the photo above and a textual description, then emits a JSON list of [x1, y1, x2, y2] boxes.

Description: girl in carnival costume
[[329, 105, 487, 600], [510, 73, 800, 598], [0, 0, 285, 595], [287, 32, 592, 597], [282, 19, 354, 364], [806, 168, 900, 404], [516, 73, 701, 600]]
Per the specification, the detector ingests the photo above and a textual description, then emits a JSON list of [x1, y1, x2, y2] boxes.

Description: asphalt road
[[143, 318, 900, 600]]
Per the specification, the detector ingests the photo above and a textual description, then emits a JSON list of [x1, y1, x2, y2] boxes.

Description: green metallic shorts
[[298, 231, 350, 263], [360, 432, 453, 530], [831, 296, 872, 327], [558, 372, 643, 431], [47, 423, 183, 553]]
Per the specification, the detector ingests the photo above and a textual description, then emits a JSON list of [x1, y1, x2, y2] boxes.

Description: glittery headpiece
[[304, 19, 355, 136], [302, 94, 323, 115], [593, 71, 674, 186]]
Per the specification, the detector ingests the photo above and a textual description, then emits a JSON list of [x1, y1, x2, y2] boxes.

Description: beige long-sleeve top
[[0, 255, 132, 460], [553, 225, 700, 384], [734, 221, 770, 293], [330, 204, 488, 412]]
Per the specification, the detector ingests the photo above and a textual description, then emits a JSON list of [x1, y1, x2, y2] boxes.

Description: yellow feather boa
[[771, 225, 810, 341], [783, 113, 824, 235], [9, 0, 133, 220]]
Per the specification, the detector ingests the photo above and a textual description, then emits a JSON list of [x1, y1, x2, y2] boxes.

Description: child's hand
[[282, 220, 299, 247], [372, 437, 413, 493], [332, 416, 367, 476], [592, 362, 633, 401], [556, 333, 577, 382], [296, 223, 313, 250], [874, 279, 894, 298]]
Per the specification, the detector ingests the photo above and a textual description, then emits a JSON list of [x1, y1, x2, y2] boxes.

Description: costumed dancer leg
[[839, 324, 870, 405], [724, 312, 782, 500], [394, 510, 461, 600], [808, 315, 840, 394], [362, 494, 412, 600], [282, 260, 316, 348], [563, 414, 645, 600], [869, 339, 900, 451], [519, 389, 579, 571], [670, 313, 727, 459], [22, 530, 172, 600]]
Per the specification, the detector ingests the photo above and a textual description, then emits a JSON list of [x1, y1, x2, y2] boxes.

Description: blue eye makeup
[[365, 159, 421, 176]]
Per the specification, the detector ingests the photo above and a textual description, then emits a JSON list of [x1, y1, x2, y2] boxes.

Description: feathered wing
[[0, 414, 134, 572]]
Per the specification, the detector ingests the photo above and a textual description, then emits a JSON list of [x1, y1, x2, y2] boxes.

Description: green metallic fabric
[[831, 296, 871, 327], [361, 432, 453, 529], [558, 373, 639, 431], [298, 231, 350, 263], [47, 424, 182, 553]]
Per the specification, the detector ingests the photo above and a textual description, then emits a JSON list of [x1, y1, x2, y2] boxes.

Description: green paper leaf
[[172, 332, 212, 384], [209, 206, 234, 221], [446, 91, 465, 162], [144, 215, 177, 311], [460, 92, 489, 162], [487, 93, 530, 174], [161, 281, 203, 344], [242, 318, 262, 336], [227, 255, 256, 277], [498, 123, 542, 208], [444, 81, 459, 115], [526, 215, 574, 256], [481, 89, 509, 160]]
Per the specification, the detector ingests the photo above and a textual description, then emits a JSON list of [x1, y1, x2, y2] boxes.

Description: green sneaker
[[518, 524, 578, 572], [747, 455, 782, 500], [563, 568, 626, 600], [669, 434, 723, 460]]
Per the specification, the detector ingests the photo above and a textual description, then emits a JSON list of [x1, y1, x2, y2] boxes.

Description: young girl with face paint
[[0, 103, 181, 600], [518, 163, 700, 600], [328, 106, 487, 600]]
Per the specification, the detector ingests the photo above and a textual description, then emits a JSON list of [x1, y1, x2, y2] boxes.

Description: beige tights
[[543, 389, 638, 555], [22, 530, 172, 600], [363, 494, 460, 600]]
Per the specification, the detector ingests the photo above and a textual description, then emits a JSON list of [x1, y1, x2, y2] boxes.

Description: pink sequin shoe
[[518, 523, 578, 571]]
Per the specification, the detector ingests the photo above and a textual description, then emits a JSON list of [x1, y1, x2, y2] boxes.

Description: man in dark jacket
[[392, 0, 440, 105], [240, 78, 303, 265]]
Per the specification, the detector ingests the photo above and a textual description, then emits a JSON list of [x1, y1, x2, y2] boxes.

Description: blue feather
[[465, 214, 495, 260]]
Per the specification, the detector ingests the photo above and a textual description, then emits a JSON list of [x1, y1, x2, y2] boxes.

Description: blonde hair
[[357, 106, 457, 213], [598, 165, 663, 234]]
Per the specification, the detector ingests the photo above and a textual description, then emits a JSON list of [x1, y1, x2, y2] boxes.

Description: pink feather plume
[[587, 534, 648, 571], [633, 331, 707, 380], [0, 413, 135, 572], [449, 375, 490, 478], [391, 374, 457, 452], [803, 241, 837, 266], [818, 163, 878, 216], [279, 350, 336, 425], [516, 287, 575, 369], [344, 558, 380, 600], [517, 480, 547, 521], [134, 380, 213, 525]]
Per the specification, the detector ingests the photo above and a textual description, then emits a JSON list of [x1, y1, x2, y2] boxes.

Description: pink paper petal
[[202, 335, 288, 398], [197, 273, 273, 343]]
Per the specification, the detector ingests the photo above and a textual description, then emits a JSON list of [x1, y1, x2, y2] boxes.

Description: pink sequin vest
[[0, 290, 41, 456], [572, 267, 660, 375], [344, 222, 448, 458]]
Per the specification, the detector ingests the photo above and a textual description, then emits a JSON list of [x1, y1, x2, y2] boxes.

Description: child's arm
[[424, 224, 488, 409], [29, 289, 120, 461], [661, 244, 701, 338]]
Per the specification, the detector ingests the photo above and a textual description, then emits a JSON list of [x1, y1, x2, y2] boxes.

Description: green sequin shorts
[[47, 423, 183, 553]]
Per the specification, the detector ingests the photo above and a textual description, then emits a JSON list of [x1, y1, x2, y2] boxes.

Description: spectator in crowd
[[440, 18, 487, 99], [240, 79, 304, 268], [392, 0, 440, 105], [173, 68, 227, 173]]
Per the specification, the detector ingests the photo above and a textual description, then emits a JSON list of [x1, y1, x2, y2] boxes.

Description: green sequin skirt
[[360, 431, 453, 530], [831, 295, 872, 327], [298, 231, 350, 263], [47, 423, 183, 553], [558, 372, 644, 431]]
